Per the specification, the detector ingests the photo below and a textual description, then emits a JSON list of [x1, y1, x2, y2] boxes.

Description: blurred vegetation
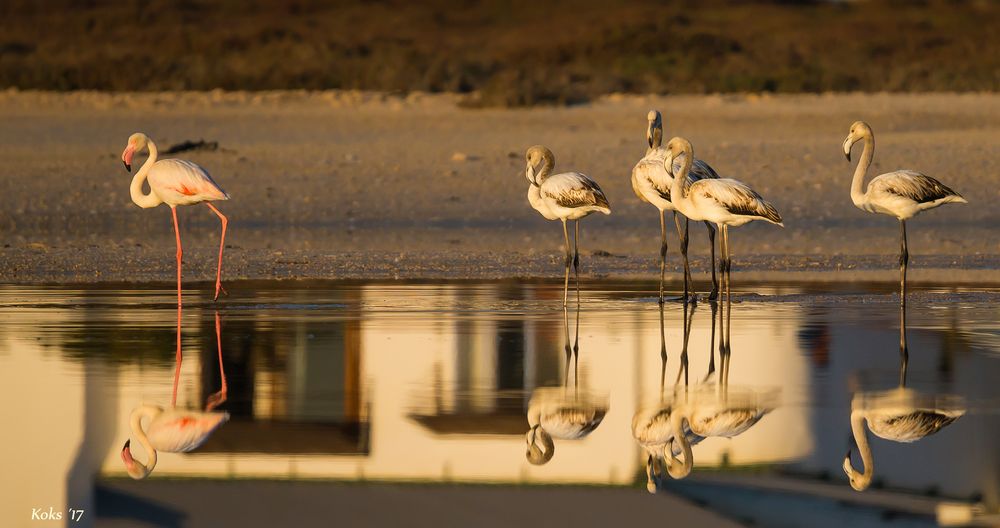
[[0, 0, 997, 106]]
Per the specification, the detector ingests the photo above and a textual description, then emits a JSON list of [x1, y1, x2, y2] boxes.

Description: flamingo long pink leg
[[205, 203, 228, 301], [171, 206, 183, 308], [171, 302, 182, 407], [206, 310, 228, 411]]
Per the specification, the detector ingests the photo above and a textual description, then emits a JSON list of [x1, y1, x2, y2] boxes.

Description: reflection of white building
[[85, 286, 809, 487]]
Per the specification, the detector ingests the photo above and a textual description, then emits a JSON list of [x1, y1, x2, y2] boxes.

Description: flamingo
[[844, 389, 965, 491], [843, 301, 966, 491], [525, 302, 608, 465], [842, 121, 966, 302], [122, 309, 229, 479], [631, 110, 720, 303], [525, 145, 611, 306], [120, 405, 229, 479], [121, 132, 231, 305], [664, 137, 782, 306], [524, 387, 608, 465]]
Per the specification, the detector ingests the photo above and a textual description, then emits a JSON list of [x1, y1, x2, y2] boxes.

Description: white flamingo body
[[854, 170, 965, 220], [122, 133, 231, 303], [676, 178, 782, 227], [121, 404, 229, 479], [665, 137, 782, 228], [537, 171, 611, 220], [683, 397, 769, 438], [525, 387, 608, 465], [670, 174, 783, 228], [146, 159, 230, 207]]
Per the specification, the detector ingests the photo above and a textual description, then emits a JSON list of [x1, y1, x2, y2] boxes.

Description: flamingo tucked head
[[121, 132, 149, 173], [842, 450, 868, 491], [525, 145, 555, 187], [120, 439, 152, 480], [664, 136, 694, 172], [843, 121, 872, 162], [646, 110, 663, 149]]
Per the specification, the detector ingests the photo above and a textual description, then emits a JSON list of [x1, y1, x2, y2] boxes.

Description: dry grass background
[[1, 0, 997, 106]]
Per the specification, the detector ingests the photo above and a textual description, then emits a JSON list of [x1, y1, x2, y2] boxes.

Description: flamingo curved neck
[[535, 152, 554, 184], [664, 410, 693, 479], [847, 410, 874, 490], [851, 133, 874, 209], [130, 140, 163, 209], [526, 425, 555, 465], [128, 405, 161, 479], [669, 143, 694, 210], [648, 123, 663, 152]]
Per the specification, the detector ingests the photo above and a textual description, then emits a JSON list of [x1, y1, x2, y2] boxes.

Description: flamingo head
[[664, 136, 693, 162], [842, 450, 868, 491], [524, 425, 555, 465], [121, 133, 149, 173], [525, 145, 553, 186], [121, 439, 153, 480], [843, 121, 871, 162], [646, 110, 662, 149]]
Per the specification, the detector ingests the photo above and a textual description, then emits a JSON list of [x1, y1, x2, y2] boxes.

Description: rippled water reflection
[[1, 282, 998, 526]]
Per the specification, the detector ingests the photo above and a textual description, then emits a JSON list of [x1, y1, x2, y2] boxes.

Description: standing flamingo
[[665, 137, 783, 306], [842, 121, 966, 303], [525, 145, 611, 306], [631, 110, 720, 303], [121, 133, 231, 305]]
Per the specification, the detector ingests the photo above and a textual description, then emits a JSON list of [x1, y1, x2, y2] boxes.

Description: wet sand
[[0, 90, 996, 284]]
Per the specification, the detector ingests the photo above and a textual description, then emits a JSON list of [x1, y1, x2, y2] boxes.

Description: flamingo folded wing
[[542, 172, 611, 211], [150, 159, 231, 204], [869, 170, 964, 204], [146, 411, 229, 452], [695, 178, 783, 225]]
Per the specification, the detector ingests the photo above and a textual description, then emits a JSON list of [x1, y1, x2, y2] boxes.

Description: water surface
[[2, 281, 997, 527]]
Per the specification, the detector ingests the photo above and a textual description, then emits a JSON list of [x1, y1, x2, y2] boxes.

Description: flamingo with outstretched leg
[[121, 133, 231, 305]]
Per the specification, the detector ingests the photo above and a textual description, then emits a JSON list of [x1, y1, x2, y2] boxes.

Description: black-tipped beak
[[844, 450, 851, 459], [123, 160, 131, 173], [844, 152, 851, 162], [124, 439, 131, 449]]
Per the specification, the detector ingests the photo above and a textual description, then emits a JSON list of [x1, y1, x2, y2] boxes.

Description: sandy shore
[[0, 90, 996, 283]]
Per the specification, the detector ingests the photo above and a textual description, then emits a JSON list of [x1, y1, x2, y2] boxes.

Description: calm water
[[2, 281, 998, 527]]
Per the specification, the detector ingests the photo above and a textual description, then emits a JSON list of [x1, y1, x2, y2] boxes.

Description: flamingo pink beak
[[121, 439, 135, 467], [121, 145, 135, 172]]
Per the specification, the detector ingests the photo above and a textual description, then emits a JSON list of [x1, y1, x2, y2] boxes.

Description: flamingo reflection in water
[[121, 307, 230, 480], [657, 294, 779, 481], [632, 299, 708, 492], [525, 302, 608, 465], [843, 302, 966, 491]]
